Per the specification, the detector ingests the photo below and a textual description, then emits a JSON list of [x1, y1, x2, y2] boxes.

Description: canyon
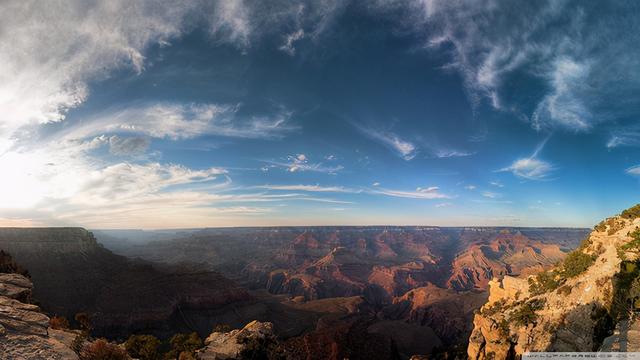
[[0, 226, 591, 358]]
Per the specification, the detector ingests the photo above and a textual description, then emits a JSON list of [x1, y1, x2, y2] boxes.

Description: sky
[[1, 0, 640, 229]]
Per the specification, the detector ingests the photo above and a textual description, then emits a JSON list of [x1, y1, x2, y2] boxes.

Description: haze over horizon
[[2, 1, 640, 229]]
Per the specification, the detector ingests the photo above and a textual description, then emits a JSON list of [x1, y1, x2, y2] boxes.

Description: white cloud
[[489, 181, 504, 188], [434, 149, 473, 158], [435, 202, 452, 208], [372, 182, 381, 187], [607, 128, 640, 149], [371, 187, 450, 200], [372, 1, 640, 133], [416, 186, 439, 193], [270, 154, 343, 174], [0, 0, 202, 152], [500, 158, 554, 180], [256, 184, 358, 193], [482, 191, 500, 199], [63, 103, 293, 141], [280, 29, 305, 55], [500, 137, 554, 180], [532, 58, 591, 131], [626, 165, 640, 176], [360, 128, 416, 160], [464, 185, 476, 190]]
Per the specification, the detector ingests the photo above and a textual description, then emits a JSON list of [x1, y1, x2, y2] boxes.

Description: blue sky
[[1, 1, 640, 228]]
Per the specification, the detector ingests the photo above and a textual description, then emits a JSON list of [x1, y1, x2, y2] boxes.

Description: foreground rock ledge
[[0, 273, 77, 359]]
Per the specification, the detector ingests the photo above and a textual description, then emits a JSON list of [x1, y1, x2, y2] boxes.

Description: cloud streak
[[371, 186, 450, 200], [359, 128, 416, 160]]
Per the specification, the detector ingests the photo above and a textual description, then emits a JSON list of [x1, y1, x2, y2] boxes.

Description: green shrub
[[528, 271, 561, 295], [497, 319, 510, 338], [164, 332, 203, 360], [510, 299, 545, 327], [211, 324, 232, 333], [481, 300, 505, 316], [510, 303, 538, 327], [125, 335, 161, 360], [561, 251, 595, 278], [622, 228, 640, 252], [238, 336, 285, 360], [621, 204, 640, 219]]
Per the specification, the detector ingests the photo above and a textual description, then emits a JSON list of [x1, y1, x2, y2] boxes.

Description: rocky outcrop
[[0, 272, 77, 359], [196, 320, 276, 359], [468, 208, 640, 359]]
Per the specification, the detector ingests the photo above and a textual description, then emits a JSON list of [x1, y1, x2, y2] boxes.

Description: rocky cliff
[[0, 269, 77, 358], [468, 206, 640, 359]]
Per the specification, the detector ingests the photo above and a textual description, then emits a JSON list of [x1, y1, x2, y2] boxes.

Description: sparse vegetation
[[49, 315, 70, 330], [238, 335, 286, 360], [481, 300, 506, 316], [528, 271, 561, 295], [80, 339, 129, 360], [509, 299, 545, 327], [124, 335, 161, 360], [561, 250, 596, 278], [75, 312, 92, 333], [211, 323, 232, 333], [621, 204, 640, 219], [164, 332, 203, 360], [497, 319, 510, 338], [622, 228, 640, 252]]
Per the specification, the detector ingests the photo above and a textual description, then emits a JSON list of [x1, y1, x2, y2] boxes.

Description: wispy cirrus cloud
[[60, 103, 294, 142], [373, 1, 640, 135], [482, 191, 501, 199], [500, 158, 554, 181], [371, 186, 450, 200], [500, 137, 555, 180], [607, 127, 640, 149], [359, 128, 416, 160], [256, 184, 359, 193], [267, 154, 344, 174], [625, 165, 640, 177]]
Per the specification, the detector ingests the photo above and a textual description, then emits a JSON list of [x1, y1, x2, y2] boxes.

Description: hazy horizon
[[2, 1, 640, 229]]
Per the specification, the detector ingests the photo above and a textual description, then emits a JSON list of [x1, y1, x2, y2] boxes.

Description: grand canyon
[[0, 225, 592, 358]]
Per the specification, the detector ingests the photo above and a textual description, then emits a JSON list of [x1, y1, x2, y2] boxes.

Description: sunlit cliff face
[[1, 1, 640, 228]]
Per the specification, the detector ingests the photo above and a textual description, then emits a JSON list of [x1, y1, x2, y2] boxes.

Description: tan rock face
[[468, 215, 640, 360], [196, 320, 275, 360], [0, 272, 78, 359]]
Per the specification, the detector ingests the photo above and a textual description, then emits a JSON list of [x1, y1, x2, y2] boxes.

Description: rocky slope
[[468, 206, 640, 359], [0, 228, 251, 339], [0, 270, 77, 358]]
